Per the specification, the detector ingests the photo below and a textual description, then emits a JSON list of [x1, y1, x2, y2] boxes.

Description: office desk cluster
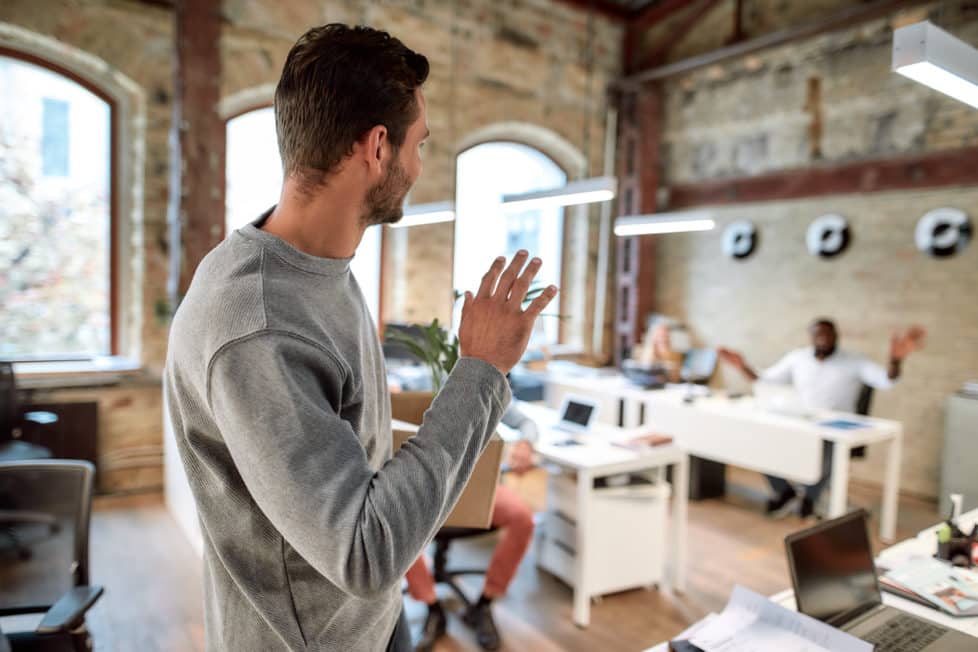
[[541, 369, 903, 541]]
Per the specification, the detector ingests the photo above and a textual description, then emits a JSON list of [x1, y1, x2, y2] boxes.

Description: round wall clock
[[806, 214, 850, 258]]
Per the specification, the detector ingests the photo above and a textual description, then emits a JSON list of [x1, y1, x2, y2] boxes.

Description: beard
[[362, 157, 411, 227]]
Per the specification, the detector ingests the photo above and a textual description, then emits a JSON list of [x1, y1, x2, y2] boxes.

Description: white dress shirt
[[761, 347, 893, 413]]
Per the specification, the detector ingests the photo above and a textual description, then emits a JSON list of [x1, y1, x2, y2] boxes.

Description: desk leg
[[573, 469, 592, 628], [670, 457, 689, 593], [881, 432, 902, 543], [828, 442, 851, 519]]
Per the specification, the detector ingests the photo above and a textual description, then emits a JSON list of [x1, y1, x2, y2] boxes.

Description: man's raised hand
[[458, 251, 558, 376]]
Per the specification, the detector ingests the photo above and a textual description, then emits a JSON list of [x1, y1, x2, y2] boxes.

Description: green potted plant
[[385, 287, 558, 424]]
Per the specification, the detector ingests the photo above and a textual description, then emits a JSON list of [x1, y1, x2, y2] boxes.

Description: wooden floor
[[73, 470, 938, 652]]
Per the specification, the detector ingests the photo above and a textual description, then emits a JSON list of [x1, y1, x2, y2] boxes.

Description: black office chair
[[851, 384, 874, 459], [0, 460, 103, 652], [0, 363, 55, 463], [428, 526, 501, 611]]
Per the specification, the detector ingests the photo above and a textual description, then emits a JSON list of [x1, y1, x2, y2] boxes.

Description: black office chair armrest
[[36, 585, 103, 635]]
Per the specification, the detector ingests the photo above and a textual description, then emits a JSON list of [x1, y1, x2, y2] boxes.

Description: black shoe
[[799, 497, 815, 519], [463, 600, 501, 651], [414, 603, 446, 652], [765, 487, 797, 518]]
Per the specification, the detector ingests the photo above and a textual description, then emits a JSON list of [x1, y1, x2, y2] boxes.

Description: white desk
[[543, 371, 903, 541], [517, 401, 689, 628], [644, 509, 978, 651]]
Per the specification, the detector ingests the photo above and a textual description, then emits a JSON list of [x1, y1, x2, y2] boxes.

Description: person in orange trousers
[[407, 408, 538, 652]]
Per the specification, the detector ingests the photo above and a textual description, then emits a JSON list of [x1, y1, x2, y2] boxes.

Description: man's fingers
[[508, 257, 542, 303], [477, 257, 506, 299], [523, 285, 558, 317], [493, 250, 528, 301]]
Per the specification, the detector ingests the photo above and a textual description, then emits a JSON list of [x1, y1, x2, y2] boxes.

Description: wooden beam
[[636, 0, 723, 70], [666, 146, 978, 209], [632, 0, 702, 33], [553, 0, 631, 21], [616, 0, 931, 86], [170, 0, 225, 298], [727, 0, 745, 45]]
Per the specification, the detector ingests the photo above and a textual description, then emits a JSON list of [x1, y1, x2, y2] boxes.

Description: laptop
[[753, 381, 812, 418], [552, 395, 599, 434], [785, 510, 978, 651]]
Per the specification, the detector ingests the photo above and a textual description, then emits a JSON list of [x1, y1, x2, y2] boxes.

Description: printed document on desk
[[689, 586, 872, 652]]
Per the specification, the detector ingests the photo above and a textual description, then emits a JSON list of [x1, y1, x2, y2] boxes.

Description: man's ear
[[362, 124, 389, 175]]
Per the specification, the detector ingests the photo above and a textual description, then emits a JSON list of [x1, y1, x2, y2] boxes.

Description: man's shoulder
[[168, 235, 267, 366]]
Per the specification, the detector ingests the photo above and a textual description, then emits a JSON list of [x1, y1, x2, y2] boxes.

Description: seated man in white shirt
[[718, 318, 925, 518]]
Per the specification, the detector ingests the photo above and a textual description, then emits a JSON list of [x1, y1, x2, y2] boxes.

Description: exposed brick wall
[[221, 0, 624, 332], [660, 2, 978, 184], [652, 1, 978, 498]]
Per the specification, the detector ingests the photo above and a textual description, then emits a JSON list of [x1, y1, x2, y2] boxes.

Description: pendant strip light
[[500, 175, 617, 212], [614, 211, 716, 237], [391, 201, 456, 228], [893, 21, 978, 109]]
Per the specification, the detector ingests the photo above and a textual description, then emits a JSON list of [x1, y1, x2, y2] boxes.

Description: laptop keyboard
[[863, 615, 945, 652]]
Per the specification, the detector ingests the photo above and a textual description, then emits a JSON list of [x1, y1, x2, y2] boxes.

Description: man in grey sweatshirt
[[164, 24, 557, 652]]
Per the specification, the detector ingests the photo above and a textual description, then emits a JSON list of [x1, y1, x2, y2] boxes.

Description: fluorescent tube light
[[501, 175, 617, 211], [390, 201, 455, 228], [893, 21, 978, 109], [614, 211, 715, 236]]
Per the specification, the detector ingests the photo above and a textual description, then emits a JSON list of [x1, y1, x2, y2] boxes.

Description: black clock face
[[916, 208, 972, 258], [807, 214, 850, 258], [723, 220, 757, 259]]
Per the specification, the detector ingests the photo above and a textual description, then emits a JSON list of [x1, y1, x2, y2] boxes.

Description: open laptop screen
[[561, 401, 595, 429], [786, 510, 882, 626]]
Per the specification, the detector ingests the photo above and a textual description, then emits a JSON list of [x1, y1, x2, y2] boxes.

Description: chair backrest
[[856, 384, 874, 416], [0, 460, 95, 610], [0, 362, 17, 441]]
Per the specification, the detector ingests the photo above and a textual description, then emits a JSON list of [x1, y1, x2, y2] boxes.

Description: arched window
[[224, 106, 383, 325], [453, 142, 566, 347], [0, 52, 114, 359]]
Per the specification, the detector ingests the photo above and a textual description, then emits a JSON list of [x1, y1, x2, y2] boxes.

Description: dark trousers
[[764, 440, 834, 503], [386, 608, 412, 652]]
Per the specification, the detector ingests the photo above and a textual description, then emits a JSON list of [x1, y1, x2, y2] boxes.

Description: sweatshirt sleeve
[[206, 331, 511, 598]]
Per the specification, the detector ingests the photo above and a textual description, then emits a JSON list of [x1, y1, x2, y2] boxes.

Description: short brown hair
[[274, 24, 429, 189]]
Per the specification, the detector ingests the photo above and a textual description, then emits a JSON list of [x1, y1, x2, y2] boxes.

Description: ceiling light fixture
[[614, 211, 716, 236], [500, 175, 617, 212], [893, 21, 978, 109], [390, 201, 456, 228]]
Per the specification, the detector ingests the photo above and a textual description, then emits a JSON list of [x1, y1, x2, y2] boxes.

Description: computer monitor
[[785, 509, 883, 627]]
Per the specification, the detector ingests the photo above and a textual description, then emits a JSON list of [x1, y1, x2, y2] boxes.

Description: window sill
[[13, 356, 144, 389]]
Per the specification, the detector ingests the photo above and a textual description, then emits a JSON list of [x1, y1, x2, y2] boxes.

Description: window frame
[[0, 46, 120, 359], [452, 138, 571, 344]]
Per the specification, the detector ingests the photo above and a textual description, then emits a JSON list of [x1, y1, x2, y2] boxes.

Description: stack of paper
[[682, 586, 872, 652]]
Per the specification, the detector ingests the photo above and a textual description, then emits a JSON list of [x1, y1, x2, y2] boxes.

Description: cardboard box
[[390, 392, 503, 529]]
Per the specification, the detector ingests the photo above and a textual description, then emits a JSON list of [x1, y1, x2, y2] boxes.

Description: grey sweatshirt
[[164, 213, 511, 651]]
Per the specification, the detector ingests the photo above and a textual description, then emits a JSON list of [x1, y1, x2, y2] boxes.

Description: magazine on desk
[[883, 557, 978, 617]]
